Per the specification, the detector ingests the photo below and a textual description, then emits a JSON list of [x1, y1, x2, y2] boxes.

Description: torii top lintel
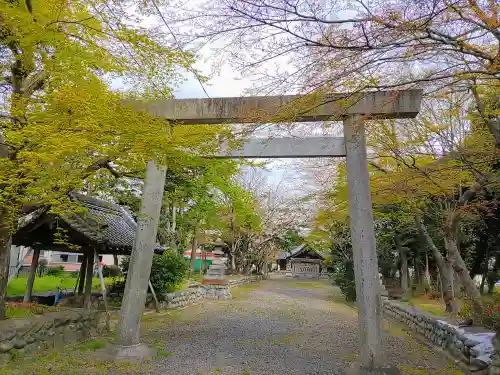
[[133, 89, 423, 124]]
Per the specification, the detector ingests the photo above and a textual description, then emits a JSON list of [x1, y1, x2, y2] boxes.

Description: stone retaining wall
[[0, 309, 101, 364], [383, 299, 496, 374], [159, 275, 263, 308], [491, 336, 500, 375], [203, 284, 231, 300], [161, 288, 205, 308], [228, 275, 263, 287]]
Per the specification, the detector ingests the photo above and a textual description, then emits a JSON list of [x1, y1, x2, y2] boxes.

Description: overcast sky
[[173, 54, 339, 202], [173, 57, 306, 195]]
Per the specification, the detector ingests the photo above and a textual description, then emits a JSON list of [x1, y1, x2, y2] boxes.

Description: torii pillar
[[118, 90, 422, 373]]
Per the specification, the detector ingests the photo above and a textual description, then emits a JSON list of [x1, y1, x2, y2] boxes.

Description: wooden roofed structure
[[13, 192, 138, 255], [277, 244, 329, 279], [11, 192, 159, 307]]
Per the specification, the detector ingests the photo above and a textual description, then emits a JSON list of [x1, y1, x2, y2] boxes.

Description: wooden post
[[95, 249, 109, 313], [77, 253, 87, 296], [148, 280, 160, 313], [83, 251, 94, 309], [23, 248, 40, 303]]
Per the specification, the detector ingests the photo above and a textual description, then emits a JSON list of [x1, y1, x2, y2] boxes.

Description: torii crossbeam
[[116, 89, 423, 373]]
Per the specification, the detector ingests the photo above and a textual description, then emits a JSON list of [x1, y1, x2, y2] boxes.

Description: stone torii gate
[[113, 90, 422, 373]]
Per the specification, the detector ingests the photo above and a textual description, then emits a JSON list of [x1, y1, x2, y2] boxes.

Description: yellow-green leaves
[[0, 0, 226, 231]]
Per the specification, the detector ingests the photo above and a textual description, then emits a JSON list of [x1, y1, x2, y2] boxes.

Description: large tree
[[170, 0, 499, 144], [0, 0, 224, 319]]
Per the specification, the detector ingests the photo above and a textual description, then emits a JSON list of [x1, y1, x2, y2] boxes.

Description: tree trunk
[[395, 234, 408, 293], [23, 248, 40, 303], [487, 254, 500, 294], [190, 227, 198, 270], [487, 278, 496, 294], [113, 254, 118, 266], [415, 214, 458, 313], [0, 209, 12, 320], [83, 252, 94, 309], [230, 246, 236, 273], [424, 250, 432, 288], [480, 273, 486, 295], [170, 204, 177, 250], [444, 216, 483, 316], [400, 250, 409, 293], [264, 245, 269, 278], [414, 257, 421, 286], [78, 253, 87, 296]]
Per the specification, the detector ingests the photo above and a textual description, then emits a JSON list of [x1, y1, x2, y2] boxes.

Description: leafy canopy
[[0, 0, 228, 229]]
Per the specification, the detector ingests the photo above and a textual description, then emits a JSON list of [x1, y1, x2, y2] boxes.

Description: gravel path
[[4, 277, 464, 375], [143, 277, 464, 375]]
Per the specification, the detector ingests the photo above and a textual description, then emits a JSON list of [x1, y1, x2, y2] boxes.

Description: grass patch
[[166, 281, 188, 293], [382, 320, 407, 338], [230, 283, 261, 300], [156, 348, 173, 358], [328, 294, 357, 310], [407, 296, 449, 317], [7, 275, 116, 296], [188, 273, 204, 282], [398, 364, 434, 375], [0, 335, 149, 375], [5, 305, 35, 319], [283, 280, 329, 289], [5, 304, 61, 319], [74, 339, 107, 351], [342, 354, 357, 362], [408, 292, 498, 319]]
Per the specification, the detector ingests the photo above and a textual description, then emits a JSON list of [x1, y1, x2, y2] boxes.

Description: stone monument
[[201, 243, 231, 299]]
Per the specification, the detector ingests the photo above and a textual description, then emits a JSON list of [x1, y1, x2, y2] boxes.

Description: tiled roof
[[285, 244, 325, 260], [289, 244, 306, 256], [277, 251, 290, 260], [15, 193, 168, 253], [64, 193, 137, 250]]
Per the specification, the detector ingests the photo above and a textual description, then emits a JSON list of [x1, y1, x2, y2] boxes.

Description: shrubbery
[[332, 259, 356, 302], [102, 264, 121, 278], [121, 251, 188, 295], [460, 293, 500, 331], [46, 266, 65, 277]]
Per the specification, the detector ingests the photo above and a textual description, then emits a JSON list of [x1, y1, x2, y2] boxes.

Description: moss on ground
[[230, 283, 262, 300], [8, 275, 116, 296], [0, 337, 150, 375], [282, 280, 330, 289]]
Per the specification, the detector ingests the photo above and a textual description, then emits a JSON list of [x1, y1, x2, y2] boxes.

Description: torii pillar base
[[97, 343, 156, 364]]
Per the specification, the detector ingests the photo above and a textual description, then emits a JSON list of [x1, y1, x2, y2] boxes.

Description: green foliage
[[0, 0, 229, 235], [277, 229, 304, 252], [7, 274, 113, 296], [6, 303, 60, 319], [46, 266, 65, 277], [332, 259, 356, 302], [461, 293, 500, 331], [121, 252, 189, 295], [37, 258, 48, 277], [102, 265, 121, 278]]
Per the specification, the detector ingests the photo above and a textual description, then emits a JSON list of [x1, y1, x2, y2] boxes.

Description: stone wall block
[[383, 299, 496, 374], [0, 341, 13, 353], [0, 329, 16, 342], [12, 338, 26, 349]]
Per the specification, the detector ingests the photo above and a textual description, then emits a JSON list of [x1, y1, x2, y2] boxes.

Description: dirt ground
[[1, 277, 465, 375]]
